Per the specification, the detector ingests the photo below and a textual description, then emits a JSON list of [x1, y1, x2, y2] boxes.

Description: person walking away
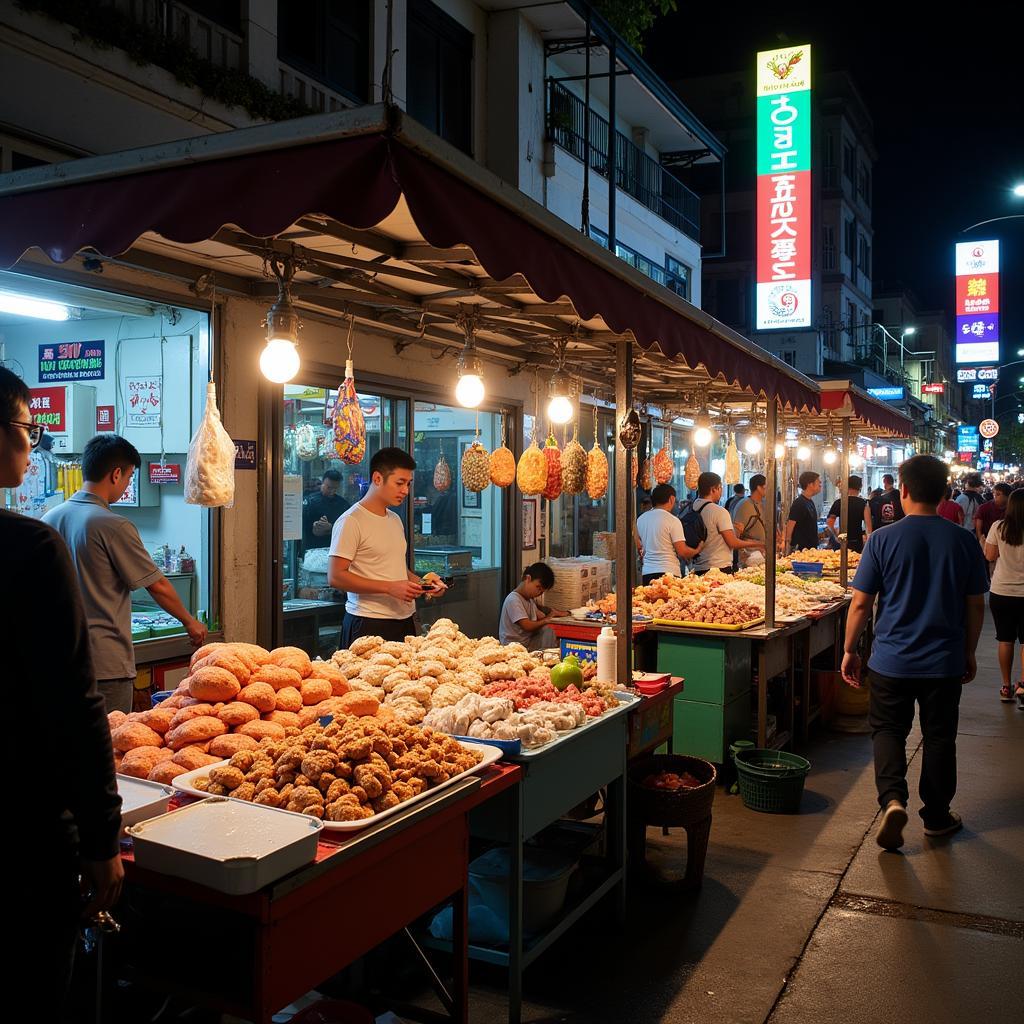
[[1, 368, 122, 1012], [864, 473, 904, 535], [329, 447, 447, 645], [499, 562, 566, 652], [725, 483, 746, 514], [975, 482, 1010, 547], [841, 455, 988, 851], [785, 471, 822, 553], [937, 485, 965, 526], [955, 472, 985, 532], [983, 489, 1024, 706], [636, 483, 703, 583], [44, 434, 208, 712], [302, 468, 349, 550], [733, 474, 772, 567], [826, 475, 868, 553], [687, 472, 764, 575]]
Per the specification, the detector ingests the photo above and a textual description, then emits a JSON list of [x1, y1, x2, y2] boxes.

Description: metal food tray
[[651, 616, 765, 632], [126, 797, 322, 894], [117, 775, 174, 836], [172, 739, 502, 833]]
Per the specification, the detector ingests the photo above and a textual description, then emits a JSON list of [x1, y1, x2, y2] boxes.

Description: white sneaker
[[876, 800, 908, 851]]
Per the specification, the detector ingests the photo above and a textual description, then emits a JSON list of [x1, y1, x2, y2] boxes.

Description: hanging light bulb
[[823, 447, 837, 465], [547, 367, 575, 424], [774, 442, 786, 459], [693, 409, 714, 448], [796, 443, 811, 461], [744, 434, 763, 455], [260, 258, 301, 384], [454, 340, 485, 408]]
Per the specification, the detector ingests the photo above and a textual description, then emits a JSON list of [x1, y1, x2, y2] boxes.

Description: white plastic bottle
[[596, 626, 617, 684]]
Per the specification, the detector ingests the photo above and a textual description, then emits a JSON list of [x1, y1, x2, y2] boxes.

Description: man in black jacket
[[1, 367, 122, 1005]]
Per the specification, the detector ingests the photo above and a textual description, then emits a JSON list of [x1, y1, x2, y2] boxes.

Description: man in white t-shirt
[[328, 447, 447, 645], [636, 483, 704, 583], [690, 471, 765, 575]]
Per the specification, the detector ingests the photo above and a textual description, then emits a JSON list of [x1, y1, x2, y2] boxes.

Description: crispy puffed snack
[[190, 642, 226, 668], [136, 707, 175, 735], [308, 661, 350, 695], [265, 710, 301, 728], [165, 716, 228, 750], [223, 643, 272, 672], [369, 652, 400, 668], [172, 746, 222, 770], [155, 694, 188, 710], [168, 703, 216, 730], [148, 761, 189, 784], [188, 666, 241, 703], [267, 646, 313, 678], [119, 745, 174, 779], [209, 733, 260, 758], [338, 692, 380, 717], [251, 663, 303, 691], [217, 701, 261, 727], [300, 678, 333, 706], [349, 635, 384, 657], [209, 765, 246, 790], [236, 719, 287, 742], [112, 722, 165, 753], [379, 641, 408, 659], [375, 705, 398, 723], [191, 649, 251, 686], [107, 710, 128, 731], [275, 686, 303, 713], [237, 681, 277, 712]]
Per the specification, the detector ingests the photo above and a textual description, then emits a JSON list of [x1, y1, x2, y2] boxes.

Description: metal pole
[[614, 339, 634, 685], [581, 9, 591, 235], [607, 34, 617, 252], [840, 417, 851, 589], [765, 400, 778, 629]]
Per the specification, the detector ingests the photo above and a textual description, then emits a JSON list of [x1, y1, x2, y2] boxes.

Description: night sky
[[645, 9, 1024, 385]]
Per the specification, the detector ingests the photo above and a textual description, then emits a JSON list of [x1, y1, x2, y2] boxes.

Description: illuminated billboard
[[756, 45, 812, 330], [955, 240, 1000, 363]]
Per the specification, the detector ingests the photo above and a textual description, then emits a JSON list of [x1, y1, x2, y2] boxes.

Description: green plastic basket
[[734, 748, 810, 814]]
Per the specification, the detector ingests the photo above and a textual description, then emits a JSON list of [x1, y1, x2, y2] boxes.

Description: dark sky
[[644, 8, 1024, 375]]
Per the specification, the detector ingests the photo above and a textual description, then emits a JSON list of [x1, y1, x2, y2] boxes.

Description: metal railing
[[547, 80, 700, 241]]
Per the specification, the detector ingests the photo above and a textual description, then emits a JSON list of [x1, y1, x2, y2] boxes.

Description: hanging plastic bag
[[332, 359, 366, 465], [185, 381, 236, 508]]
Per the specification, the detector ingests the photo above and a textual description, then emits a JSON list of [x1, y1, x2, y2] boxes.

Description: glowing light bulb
[[797, 444, 811, 461], [260, 339, 300, 383], [548, 395, 574, 425], [823, 448, 837, 465], [693, 426, 713, 447], [774, 443, 786, 459], [455, 373, 485, 408], [744, 434, 763, 455]]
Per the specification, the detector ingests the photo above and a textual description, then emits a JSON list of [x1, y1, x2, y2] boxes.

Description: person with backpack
[[636, 484, 704, 583], [724, 483, 746, 514], [864, 473, 904, 535], [686, 472, 764, 575], [954, 473, 984, 534], [733, 473, 770, 567]]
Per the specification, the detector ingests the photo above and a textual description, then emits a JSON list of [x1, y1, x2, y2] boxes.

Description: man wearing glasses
[[44, 433, 207, 713], [0, 367, 123, 1006]]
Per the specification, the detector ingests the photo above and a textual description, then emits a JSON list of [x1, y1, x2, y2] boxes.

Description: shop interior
[[0, 273, 211, 644]]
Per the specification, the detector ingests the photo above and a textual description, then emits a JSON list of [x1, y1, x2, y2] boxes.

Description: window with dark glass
[[842, 140, 855, 181], [278, 0, 371, 103], [407, 0, 474, 155], [822, 225, 836, 270], [182, 0, 242, 32]]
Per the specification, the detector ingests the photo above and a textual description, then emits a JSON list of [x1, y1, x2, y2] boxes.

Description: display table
[[119, 764, 520, 1024], [626, 678, 685, 760], [796, 597, 850, 740]]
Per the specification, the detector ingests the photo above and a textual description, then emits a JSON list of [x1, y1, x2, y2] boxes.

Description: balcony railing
[[547, 80, 700, 242]]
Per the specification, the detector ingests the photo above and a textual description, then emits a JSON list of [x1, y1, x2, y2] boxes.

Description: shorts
[[988, 592, 1024, 644], [342, 612, 417, 647]]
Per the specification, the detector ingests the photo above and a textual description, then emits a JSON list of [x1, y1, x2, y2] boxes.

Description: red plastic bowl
[[634, 678, 669, 695]]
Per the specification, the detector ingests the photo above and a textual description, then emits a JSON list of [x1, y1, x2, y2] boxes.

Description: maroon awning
[[0, 128, 818, 411], [819, 386, 913, 437]]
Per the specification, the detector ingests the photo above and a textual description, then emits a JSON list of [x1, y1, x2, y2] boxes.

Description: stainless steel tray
[[126, 797, 322, 894]]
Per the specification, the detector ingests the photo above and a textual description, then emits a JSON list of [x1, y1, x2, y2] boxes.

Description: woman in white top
[[983, 488, 1024, 706]]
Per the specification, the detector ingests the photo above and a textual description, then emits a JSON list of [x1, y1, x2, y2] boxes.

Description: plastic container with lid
[[596, 625, 617, 684]]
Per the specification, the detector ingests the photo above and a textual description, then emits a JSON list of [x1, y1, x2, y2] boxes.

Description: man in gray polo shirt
[[44, 434, 207, 711]]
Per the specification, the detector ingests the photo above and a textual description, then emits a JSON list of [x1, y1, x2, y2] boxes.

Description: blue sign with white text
[[38, 340, 105, 382], [866, 386, 904, 401]]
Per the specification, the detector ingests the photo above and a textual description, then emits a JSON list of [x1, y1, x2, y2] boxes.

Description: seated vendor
[[499, 562, 566, 652]]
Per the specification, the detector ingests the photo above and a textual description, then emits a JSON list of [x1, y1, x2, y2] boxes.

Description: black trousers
[[868, 670, 962, 827], [341, 612, 417, 647]]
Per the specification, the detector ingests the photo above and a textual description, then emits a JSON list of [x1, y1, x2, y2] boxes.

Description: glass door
[[412, 402, 506, 639], [279, 383, 407, 658]]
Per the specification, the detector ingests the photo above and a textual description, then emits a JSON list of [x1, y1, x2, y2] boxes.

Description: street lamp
[[1014, 183, 1024, 198]]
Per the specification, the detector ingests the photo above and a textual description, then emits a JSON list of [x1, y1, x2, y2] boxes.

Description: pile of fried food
[[186, 714, 483, 821], [595, 569, 733, 618], [778, 548, 859, 571]]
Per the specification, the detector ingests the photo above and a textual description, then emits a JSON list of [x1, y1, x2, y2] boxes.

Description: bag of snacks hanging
[[517, 439, 547, 495], [434, 453, 452, 492], [562, 416, 587, 495], [185, 381, 236, 508], [542, 433, 562, 501], [332, 359, 366, 465], [653, 427, 674, 485], [462, 441, 490, 492]]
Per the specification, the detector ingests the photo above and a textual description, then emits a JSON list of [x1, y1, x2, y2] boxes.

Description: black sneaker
[[876, 800, 908, 850], [923, 812, 963, 838]]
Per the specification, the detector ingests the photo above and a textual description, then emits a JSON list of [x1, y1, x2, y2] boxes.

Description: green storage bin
[[672, 692, 751, 763], [657, 635, 751, 704]]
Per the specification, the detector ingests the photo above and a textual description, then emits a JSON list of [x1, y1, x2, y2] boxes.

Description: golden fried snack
[[112, 722, 165, 753], [375, 705, 398, 723], [190, 642, 225, 668], [267, 646, 313, 678], [155, 694, 188, 710], [264, 710, 301, 728], [119, 745, 175, 778], [349, 635, 384, 658], [188, 666, 241, 703], [107, 710, 128, 731], [372, 791, 400, 813], [206, 782, 229, 796], [209, 765, 246, 790], [275, 686, 303, 713], [308, 661, 350, 695], [172, 746, 222, 770], [136, 707, 175, 735], [300, 678, 333, 706], [338, 692, 380, 717], [165, 716, 228, 750], [193, 777, 212, 792], [209, 733, 260, 758], [236, 719, 287, 742], [217, 701, 260, 728], [369, 652, 400, 668], [255, 788, 283, 807], [237, 681, 277, 713], [148, 761, 189, 784], [191, 649, 251, 686], [168, 703, 216, 730], [251, 663, 303, 691], [300, 750, 338, 782]]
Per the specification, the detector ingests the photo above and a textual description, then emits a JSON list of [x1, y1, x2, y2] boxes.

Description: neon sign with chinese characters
[[954, 240, 1000, 363]]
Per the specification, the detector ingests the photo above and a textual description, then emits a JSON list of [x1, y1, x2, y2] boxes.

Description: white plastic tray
[[127, 797, 322, 894], [116, 775, 174, 836], [172, 739, 502, 833]]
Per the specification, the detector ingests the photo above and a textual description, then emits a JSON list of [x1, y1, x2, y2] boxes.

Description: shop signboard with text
[[957, 425, 980, 453], [38, 340, 105, 382], [28, 386, 66, 432], [922, 383, 945, 394], [755, 44, 812, 330], [956, 366, 997, 383], [954, 240, 1000, 363]]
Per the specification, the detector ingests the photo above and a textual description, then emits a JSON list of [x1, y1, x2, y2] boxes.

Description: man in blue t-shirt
[[841, 455, 988, 851]]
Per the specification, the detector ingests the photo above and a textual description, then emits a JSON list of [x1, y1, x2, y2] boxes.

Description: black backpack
[[680, 498, 710, 548]]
